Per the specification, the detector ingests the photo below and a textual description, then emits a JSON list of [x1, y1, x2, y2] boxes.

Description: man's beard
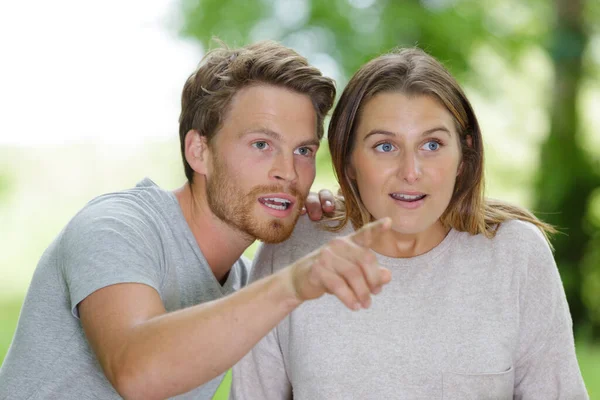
[[205, 159, 305, 244]]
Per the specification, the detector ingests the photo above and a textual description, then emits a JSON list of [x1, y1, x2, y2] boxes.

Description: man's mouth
[[258, 197, 294, 210], [389, 193, 427, 202]]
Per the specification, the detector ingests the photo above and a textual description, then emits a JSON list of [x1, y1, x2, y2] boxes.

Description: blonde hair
[[326, 48, 555, 242]]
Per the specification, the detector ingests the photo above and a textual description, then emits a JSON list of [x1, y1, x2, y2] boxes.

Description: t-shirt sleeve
[[59, 197, 163, 319], [230, 242, 292, 400], [513, 223, 589, 399]]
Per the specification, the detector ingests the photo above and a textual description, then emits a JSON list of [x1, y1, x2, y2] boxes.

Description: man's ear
[[184, 130, 210, 176]]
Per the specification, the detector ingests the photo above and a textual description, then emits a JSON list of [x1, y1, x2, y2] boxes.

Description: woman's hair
[[179, 40, 336, 183], [327, 47, 555, 241]]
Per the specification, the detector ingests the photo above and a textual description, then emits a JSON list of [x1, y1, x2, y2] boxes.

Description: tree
[[535, 0, 600, 338]]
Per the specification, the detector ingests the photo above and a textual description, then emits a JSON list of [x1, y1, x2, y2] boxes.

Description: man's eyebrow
[[297, 138, 321, 148], [363, 126, 451, 141], [240, 127, 320, 147], [239, 127, 282, 140]]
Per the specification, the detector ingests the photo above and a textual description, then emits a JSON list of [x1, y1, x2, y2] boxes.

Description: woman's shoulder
[[289, 215, 353, 243], [253, 215, 352, 274], [461, 219, 554, 262], [494, 219, 550, 248]]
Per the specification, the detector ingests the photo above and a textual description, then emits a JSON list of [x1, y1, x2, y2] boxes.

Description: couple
[[0, 41, 588, 399]]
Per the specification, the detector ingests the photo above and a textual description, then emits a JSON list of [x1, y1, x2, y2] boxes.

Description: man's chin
[[253, 214, 300, 244]]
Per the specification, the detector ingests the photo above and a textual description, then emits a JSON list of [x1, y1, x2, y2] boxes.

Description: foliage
[[180, 0, 549, 85]]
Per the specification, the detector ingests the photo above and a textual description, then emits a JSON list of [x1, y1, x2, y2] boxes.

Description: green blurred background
[[1, 0, 599, 398]]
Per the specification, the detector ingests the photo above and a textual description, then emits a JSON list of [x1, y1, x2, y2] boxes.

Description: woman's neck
[[370, 220, 450, 258]]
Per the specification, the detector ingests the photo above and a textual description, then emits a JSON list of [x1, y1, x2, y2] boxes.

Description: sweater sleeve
[[230, 242, 293, 400], [512, 224, 589, 399]]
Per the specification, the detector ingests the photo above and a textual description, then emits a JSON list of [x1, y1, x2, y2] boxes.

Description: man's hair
[[178, 40, 336, 183]]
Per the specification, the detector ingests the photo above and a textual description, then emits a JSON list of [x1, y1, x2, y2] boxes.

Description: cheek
[[296, 159, 316, 189], [425, 156, 461, 192], [354, 160, 390, 203]]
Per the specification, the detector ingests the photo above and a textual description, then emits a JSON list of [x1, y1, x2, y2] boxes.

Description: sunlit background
[[1, 0, 599, 398]]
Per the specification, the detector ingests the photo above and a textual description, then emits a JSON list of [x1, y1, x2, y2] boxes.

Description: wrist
[[272, 267, 303, 311]]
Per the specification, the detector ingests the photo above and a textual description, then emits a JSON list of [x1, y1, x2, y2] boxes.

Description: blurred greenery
[[533, 0, 600, 339]]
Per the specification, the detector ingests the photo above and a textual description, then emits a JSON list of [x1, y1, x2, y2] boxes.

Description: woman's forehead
[[355, 93, 457, 137]]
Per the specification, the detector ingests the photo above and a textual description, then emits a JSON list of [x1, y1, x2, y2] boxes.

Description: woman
[[231, 48, 589, 399]]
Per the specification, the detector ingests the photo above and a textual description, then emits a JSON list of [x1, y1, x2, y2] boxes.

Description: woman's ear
[[184, 130, 210, 176], [457, 135, 473, 176], [346, 163, 356, 180]]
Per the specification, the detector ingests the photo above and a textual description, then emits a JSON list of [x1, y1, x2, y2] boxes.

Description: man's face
[[205, 84, 319, 243]]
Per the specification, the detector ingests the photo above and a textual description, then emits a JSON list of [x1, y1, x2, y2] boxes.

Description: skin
[[350, 92, 464, 258], [78, 84, 391, 400], [181, 84, 321, 279]]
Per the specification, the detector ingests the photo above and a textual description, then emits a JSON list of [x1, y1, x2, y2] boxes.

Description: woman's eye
[[422, 141, 440, 151], [374, 142, 396, 152], [294, 147, 313, 156], [252, 141, 269, 150]]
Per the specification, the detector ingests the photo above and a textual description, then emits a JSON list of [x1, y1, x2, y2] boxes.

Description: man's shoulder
[[59, 180, 176, 252], [73, 179, 172, 225]]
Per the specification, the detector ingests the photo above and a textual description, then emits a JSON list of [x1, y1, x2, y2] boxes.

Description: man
[[0, 41, 392, 399]]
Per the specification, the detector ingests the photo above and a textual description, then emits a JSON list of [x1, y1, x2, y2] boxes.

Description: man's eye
[[252, 141, 269, 150], [294, 147, 313, 156], [374, 142, 396, 152]]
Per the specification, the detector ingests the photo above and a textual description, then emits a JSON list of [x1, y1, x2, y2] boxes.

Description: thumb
[[379, 267, 392, 285]]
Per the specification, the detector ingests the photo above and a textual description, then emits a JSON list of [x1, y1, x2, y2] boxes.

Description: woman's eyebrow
[[363, 126, 451, 141]]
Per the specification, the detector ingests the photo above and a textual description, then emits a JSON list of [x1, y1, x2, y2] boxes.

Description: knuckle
[[344, 267, 362, 281], [328, 279, 345, 293], [356, 286, 370, 300], [329, 237, 346, 250], [362, 251, 377, 265]]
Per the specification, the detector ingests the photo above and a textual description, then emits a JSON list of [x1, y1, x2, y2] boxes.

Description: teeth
[[264, 203, 287, 210], [392, 193, 425, 200], [264, 197, 291, 204], [260, 197, 292, 211]]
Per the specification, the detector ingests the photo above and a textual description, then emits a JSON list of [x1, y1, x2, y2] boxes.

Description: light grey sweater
[[231, 216, 588, 399]]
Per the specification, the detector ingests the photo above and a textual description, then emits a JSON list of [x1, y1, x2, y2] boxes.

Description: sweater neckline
[[374, 228, 460, 267]]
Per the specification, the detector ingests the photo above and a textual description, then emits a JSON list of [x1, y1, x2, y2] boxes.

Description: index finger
[[349, 217, 392, 248]]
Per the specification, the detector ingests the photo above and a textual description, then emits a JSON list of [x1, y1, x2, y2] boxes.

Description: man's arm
[[80, 272, 299, 400], [79, 218, 392, 400]]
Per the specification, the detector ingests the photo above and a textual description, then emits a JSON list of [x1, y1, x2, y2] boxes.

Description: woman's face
[[350, 92, 463, 236]]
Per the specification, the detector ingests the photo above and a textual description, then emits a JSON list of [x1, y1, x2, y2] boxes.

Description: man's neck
[[173, 182, 254, 283]]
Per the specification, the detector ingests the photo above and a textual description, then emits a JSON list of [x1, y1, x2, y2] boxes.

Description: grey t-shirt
[[0, 178, 249, 399], [231, 216, 588, 399]]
